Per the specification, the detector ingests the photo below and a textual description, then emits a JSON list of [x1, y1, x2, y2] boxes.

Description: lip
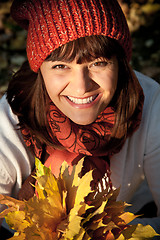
[[64, 93, 102, 109]]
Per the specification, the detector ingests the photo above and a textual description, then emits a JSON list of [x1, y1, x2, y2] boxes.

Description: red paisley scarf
[[20, 88, 144, 197]]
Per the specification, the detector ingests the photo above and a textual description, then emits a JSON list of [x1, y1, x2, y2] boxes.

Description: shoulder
[[135, 71, 160, 129], [0, 95, 34, 197], [0, 94, 19, 129], [135, 71, 160, 100], [135, 71, 160, 155], [0, 94, 23, 148]]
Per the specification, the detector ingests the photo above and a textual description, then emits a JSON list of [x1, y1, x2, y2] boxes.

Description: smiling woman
[[7, 35, 141, 144], [40, 53, 118, 125], [1, 0, 160, 238]]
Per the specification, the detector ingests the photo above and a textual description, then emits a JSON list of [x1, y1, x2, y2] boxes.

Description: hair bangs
[[45, 35, 123, 63]]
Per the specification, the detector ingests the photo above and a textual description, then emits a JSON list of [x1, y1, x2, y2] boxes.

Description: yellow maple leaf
[[0, 157, 159, 240]]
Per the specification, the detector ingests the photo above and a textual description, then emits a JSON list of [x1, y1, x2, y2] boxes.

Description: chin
[[71, 117, 96, 126]]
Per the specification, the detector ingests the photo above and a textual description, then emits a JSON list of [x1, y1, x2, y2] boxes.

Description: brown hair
[[7, 35, 142, 147]]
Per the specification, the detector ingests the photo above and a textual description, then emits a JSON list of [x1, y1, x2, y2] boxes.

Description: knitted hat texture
[[11, 0, 132, 72]]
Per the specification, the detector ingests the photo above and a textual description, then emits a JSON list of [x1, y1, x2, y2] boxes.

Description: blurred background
[[0, 0, 160, 97]]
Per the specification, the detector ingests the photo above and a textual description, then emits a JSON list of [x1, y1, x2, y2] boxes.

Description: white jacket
[[0, 71, 160, 235]]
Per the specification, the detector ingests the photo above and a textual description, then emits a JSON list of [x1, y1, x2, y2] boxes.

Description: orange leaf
[[105, 230, 115, 240]]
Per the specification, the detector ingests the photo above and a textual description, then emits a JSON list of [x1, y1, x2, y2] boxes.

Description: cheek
[[42, 74, 68, 97], [97, 71, 118, 92], [111, 76, 118, 92]]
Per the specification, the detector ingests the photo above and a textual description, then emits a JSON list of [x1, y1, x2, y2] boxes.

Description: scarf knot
[[48, 103, 115, 156]]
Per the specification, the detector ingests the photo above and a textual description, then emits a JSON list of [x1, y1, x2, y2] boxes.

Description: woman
[[0, 0, 160, 237]]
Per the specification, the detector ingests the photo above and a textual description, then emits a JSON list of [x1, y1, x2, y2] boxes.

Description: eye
[[52, 64, 68, 70], [90, 61, 108, 68]]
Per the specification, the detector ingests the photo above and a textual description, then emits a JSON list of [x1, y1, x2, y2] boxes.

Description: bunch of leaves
[[0, 157, 159, 239]]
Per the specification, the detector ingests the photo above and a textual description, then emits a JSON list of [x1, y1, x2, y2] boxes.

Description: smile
[[67, 94, 98, 104]]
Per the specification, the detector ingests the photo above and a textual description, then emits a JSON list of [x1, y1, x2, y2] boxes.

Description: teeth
[[67, 95, 96, 104]]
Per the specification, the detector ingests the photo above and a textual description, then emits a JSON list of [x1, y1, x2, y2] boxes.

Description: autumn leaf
[[0, 194, 25, 213], [0, 157, 159, 240], [117, 224, 159, 240]]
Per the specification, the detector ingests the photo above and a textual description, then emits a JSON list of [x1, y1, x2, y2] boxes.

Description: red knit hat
[[11, 0, 132, 72]]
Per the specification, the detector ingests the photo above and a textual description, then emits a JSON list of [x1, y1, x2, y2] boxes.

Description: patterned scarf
[[19, 88, 144, 200]]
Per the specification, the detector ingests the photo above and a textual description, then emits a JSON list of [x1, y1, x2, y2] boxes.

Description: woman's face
[[40, 56, 118, 125]]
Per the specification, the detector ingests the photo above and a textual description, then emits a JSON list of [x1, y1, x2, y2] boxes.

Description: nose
[[71, 67, 93, 95]]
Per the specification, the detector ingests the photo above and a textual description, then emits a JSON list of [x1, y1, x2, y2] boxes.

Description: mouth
[[66, 94, 99, 105]]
